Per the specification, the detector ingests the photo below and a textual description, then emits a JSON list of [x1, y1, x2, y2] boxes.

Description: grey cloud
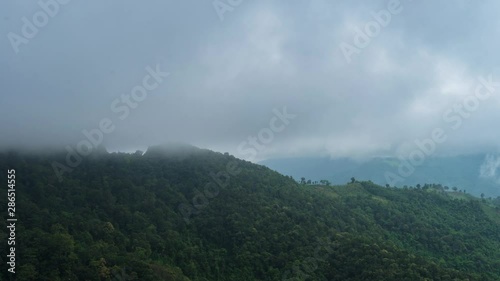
[[1, 0, 500, 161]]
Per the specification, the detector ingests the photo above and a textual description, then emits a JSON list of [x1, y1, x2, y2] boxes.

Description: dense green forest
[[1, 144, 500, 280]]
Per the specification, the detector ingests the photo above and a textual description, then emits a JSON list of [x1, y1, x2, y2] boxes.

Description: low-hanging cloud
[[480, 154, 500, 184], [2, 0, 500, 161]]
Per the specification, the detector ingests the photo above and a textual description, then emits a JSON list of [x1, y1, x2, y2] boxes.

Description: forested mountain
[[1, 144, 499, 280], [260, 155, 500, 198]]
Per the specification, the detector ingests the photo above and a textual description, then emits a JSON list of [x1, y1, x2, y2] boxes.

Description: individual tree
[[452, 186, 458, 191], [350, 177, 356, 184], [300, 177, 306, 185]]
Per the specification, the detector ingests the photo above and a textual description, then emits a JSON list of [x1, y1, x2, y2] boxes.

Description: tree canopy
[[0, 146, 499, 280]]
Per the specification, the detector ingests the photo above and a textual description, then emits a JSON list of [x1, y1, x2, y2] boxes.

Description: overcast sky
[[2, 0, 500, 161]]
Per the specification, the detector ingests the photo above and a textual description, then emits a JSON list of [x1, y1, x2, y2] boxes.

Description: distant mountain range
[[260, 154, 500, 197]]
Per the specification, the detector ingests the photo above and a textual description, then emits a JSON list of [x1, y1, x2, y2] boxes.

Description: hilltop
[[0, 145, 499, 280]]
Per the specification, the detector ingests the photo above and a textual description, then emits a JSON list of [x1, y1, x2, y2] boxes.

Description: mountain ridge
[[260, 153, 500, 197], [0, 145, 499, 280]]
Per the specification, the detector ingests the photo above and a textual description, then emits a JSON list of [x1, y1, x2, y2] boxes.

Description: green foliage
[[0, 147, 499, 280]]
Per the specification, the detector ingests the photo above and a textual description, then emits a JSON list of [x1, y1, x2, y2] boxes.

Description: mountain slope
[[260, 154, 500, 197], [0, 146, 499, 280]]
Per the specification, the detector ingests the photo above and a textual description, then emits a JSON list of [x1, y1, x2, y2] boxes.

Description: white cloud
[[480, 154, 500, 183]]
